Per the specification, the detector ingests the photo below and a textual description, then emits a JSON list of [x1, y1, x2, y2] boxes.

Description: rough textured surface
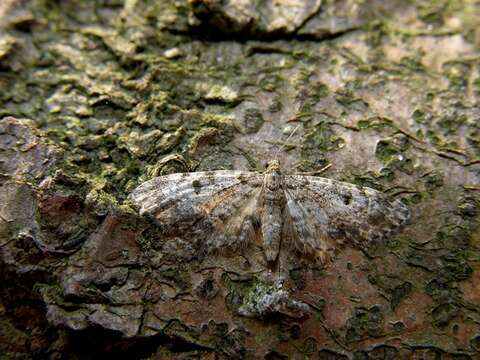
[[0, 0, 479, 358]]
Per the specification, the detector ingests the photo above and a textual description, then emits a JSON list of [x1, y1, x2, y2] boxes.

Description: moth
[[129, 160, 409, 264]]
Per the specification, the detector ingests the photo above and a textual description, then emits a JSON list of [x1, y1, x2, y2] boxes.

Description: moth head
[[266, 159, 281, 172]]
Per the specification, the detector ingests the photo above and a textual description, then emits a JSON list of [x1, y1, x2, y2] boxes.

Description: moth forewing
[[204, 187, 262, 254]]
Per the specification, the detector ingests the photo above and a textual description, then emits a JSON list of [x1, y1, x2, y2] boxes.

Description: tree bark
[[1, 0, 479, 358]]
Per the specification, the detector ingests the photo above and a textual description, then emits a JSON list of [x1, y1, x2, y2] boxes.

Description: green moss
[[418, 0, 450, 24], [345, 305, 384, 343], [423, 171, 444, 192], [242, 108, 264, 134], [443, 61, 470, 91], [155, 127, 186, 154], [144, 154, 189, 179], [301, 122, 344, 171], [335, 89, 369, 111], [405, 192, 426, 205], [467, 128, 480, 155], [268, 95, 283, 113], [202, 84, 240, 104], [295, 74, 330, 117], [259, 74, 284, 92], [302, 337, 317, 356], [431, 302, 458, 328], [412, 109, 427, 124], [435, 223, 471, 250], [374, 136, 414, 173], [442, 254, 473, 281], [399, 55, 425, 72], [375, 140, 399, 163], [457, 197, 478, 217], [85, 186, 118, 214], [474, 77, 480, 95], [356, 117, 391, 131], [239, 282, 275, 311], [391, 282, 412, 310], [437, 113, 467, 134], [199, 113, 237, 140]]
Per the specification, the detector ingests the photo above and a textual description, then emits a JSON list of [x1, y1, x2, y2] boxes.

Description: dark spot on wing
[[251, 214, 261, 228], [342, 192, 352, 205], [368, 210, 387, 226], [286, 182, 296, 189], [328, 227, 347, 241], [340, 222, 361, 240], [238, 173, 250, 183], [192, 179, 202, 194], [301, 178, 310, 186], [217, 211, 229, 222]]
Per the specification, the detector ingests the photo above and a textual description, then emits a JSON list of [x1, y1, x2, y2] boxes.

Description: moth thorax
[[265, 170, 282, 191]]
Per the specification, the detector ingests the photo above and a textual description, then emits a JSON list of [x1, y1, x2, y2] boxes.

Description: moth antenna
[[274, 123, 301, 161]]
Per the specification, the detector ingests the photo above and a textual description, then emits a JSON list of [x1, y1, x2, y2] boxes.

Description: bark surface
[[0, 0, 479, 359]]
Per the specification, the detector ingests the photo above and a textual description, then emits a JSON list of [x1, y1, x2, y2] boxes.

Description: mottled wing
[[284, 175, 409, 262], [128, 171, 264, 252]]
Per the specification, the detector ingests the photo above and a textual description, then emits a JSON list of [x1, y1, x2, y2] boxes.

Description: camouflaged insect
[[129, 160, 409, 264]]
